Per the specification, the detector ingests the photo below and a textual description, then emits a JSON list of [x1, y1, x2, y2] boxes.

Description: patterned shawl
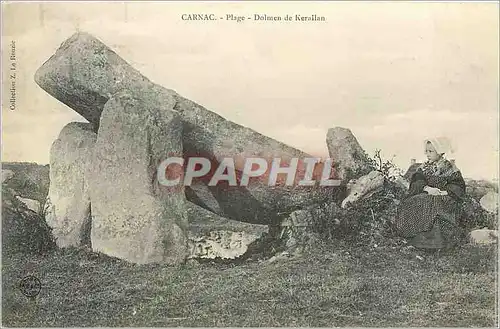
[[419, 157, 459, 179], [406, 157, 466, 202]]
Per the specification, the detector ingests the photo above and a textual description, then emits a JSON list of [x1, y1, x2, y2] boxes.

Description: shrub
[[306, 150, 406, 245], [2, 189, 56, 257]]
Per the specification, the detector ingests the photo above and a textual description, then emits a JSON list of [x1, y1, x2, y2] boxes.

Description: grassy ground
[[2, 240, 498, 327]]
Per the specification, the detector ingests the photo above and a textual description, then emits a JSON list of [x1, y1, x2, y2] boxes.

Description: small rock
[[394, 175, 410, 190], [2, 169, 14, 183], [188, 230, 263, 260], [480, 192, 498, 214], [184, 258, 200, 268], [469, 229, 498, 245], [280, 251, 291, 257], [15, 196, 40, 213], [281, 209, 312, 227], [264, 251, 292, 264]]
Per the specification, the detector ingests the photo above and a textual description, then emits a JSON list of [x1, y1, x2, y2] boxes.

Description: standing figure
[[396, 137, 467, 249]]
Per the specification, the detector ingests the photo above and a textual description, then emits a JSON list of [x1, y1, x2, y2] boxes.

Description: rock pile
[[34, 32, 335, 228], [34, 32, 360, 264]]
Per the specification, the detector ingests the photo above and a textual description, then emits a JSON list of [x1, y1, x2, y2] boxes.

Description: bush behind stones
[[2, 189, 56, 256]]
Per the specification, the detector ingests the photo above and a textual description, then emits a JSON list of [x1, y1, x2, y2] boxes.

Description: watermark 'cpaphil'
[[157, 156, 341, 188]]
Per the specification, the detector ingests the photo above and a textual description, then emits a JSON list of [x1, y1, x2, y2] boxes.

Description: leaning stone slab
[[35, 32, 337, 225], [34, 32, 162, 131], [45, 122, 96, 248], [89, 92, 189, 265], [341, 170, 385, 208]]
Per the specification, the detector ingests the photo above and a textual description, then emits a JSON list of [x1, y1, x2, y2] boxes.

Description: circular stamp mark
[[19, 275, 41, 298]]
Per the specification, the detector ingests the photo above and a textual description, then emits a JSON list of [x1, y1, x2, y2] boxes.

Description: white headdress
[[425, 137, 455, 155]]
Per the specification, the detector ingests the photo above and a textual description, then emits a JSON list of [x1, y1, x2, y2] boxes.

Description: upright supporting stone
[[45, 122, 96, 248], [326, 127, 373, 181], [89, 92, 188, 265]]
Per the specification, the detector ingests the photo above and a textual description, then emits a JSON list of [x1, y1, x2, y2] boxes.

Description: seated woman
[[395, 137, 467, 249]]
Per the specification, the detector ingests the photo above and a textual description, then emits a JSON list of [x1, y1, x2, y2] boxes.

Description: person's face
[[425, 142, 441, 162]]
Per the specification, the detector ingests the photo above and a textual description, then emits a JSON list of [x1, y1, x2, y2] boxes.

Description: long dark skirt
[[395, 193, 464, 249]]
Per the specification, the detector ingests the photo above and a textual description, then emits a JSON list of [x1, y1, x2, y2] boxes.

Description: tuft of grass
[[2, 241, 497, 327]]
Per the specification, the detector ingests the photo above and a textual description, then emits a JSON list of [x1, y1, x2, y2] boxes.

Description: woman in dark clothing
[[396, 137, 467, 249]]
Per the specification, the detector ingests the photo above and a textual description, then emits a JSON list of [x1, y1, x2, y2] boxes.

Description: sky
[[1, 2, 498, 180]]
